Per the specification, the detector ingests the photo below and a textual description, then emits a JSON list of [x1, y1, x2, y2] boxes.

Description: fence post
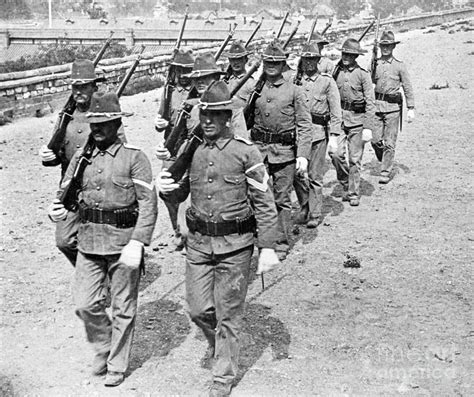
[[0, 30, 10, 51], [125, 28, 135, 47]]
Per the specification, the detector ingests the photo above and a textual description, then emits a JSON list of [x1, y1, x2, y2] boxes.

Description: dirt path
[[0, 26, 473, 396]]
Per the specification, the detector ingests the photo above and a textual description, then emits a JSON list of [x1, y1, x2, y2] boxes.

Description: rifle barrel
[[358, 20, 375, 42], [116, 45, 145, 98], [244, 17, 263, 48], [276, 11, 289, 38], [307, 15, 318, 44], [93, 31, 114, 66], [175, 7, 189, 51], [229, 61, 261, 98], [214, 24, 237, 61], [282, 21, 300, 49]]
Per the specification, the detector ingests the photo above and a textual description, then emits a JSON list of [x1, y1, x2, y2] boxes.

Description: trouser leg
[[346, 126, 364, 199], [330, 132, 349, 190], [269, 161, 295, 253], [381, 111, 400, 176], [212, 246, 252, 386], [186, 246, 218, 346], [106, 256, 140, 373], [293, 172, 309, 211], [371, 112, 385, 162], [307, 138, 328, 218], [74, 252, 112, 358], [55, 210, 80, 266]]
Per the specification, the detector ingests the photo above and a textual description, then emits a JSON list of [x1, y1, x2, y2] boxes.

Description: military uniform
[[332, 39, 375, 201], [317, 56, 334, 74], [372, 32, 415, 179], [225, 72, 255, 106]]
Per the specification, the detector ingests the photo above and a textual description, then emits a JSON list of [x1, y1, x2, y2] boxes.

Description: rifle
[[370, 13, 381, 82], [166, 63, 260, 182], [294, 15, 318, 86], [60, 47, 146, 211], [320, 16, 333, 36], [276, 11, 289, 39], [161, 6, 189, 140], [332, 19, 376, 81], [43, 31, 114, 169], [223, 17, 263, 83], [282, 20, 301, 49], [214, 23, 238, 61]]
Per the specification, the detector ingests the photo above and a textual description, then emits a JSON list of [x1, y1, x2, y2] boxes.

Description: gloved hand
[[156, 170, 180, 193], [155, 144, 171, 161], [39, 145, 57, 162], [48, 199, 67, 222], [257, 248, 280, 275], [119, 239, 144, 268], [295, 157, 308, 174], [327, 135, 338, 154], [154, 116, 169, 131], [407, 108, 415, 123], [362, 129, 373, 142]]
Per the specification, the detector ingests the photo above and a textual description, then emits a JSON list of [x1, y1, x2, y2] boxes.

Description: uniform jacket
[[163, 135, 278, 255], [317, 57, 334, 74], [251, 76, 313, 163], [373, 56, 415, 113], [335, 62, 376, 131], [301, 72, 342, 140], [59, 138, 158, 255], [225, 72, 255, 107], [157, 85, 191, 125]]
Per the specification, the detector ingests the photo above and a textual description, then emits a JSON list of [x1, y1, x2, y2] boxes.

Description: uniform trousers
[[372, 110, 400, 176], [330, 125, 364, 199], [186, 244, 253, 386], [55, 210, 79, 266], [74, 251, 140, 373]]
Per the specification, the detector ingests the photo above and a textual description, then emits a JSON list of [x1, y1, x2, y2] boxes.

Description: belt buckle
[[97, 208, 103, 224], [206, 220, 218, 236]]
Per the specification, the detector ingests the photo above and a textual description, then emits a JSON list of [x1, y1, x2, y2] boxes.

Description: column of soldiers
[[43, 24, 414, 396]]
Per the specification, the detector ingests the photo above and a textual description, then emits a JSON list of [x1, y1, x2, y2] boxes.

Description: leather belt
[[251, 127, 295, 145], [375, 91, 402, 104], [341, 99, 366, 113], [186, 208, 256, 236], [311, 113, 330, 126], [79, 204, 138, 228]]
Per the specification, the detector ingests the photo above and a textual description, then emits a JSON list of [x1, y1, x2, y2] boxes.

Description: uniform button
[[209, 161, 214, 166], [265, 112, 269, 117], [76, 144, 80, 148], [96, 186, 101, 191], [208, 178, 213, 183], [100, 152, 105, 156], [77, 129, 82, 134], [209, 144, 214, 149], [209, 213, 213, 217], [267, 99, 271, 102], [95, 203, 100, 207], [98, 169, 102, 173], [207, 195, 212, 200]]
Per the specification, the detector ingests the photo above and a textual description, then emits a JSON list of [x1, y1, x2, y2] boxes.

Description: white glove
[[327, 135, 338, 154], [256, 248, 280, 275], [154, 116, 169, 131], [362, 129, 373, 142], [48, 199, 67, 222], [156, 170, 180, 193], [155, 144, 171, 161], [39, 145, 57, 162], [407, 108, 415, 123], [295, 157, 308, 174], [119, 239, 144, 268]]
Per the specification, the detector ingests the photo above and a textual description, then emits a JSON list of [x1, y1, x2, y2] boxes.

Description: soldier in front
[[157, 81, 279, 397], [48, 92, 157, 387]]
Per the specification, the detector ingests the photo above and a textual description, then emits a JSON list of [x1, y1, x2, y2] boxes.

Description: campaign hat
[[184, 52, 226, 78], [69, 59, 106, 84], [223, 40, 252, 58], [300, 43, 322, 58], [198, 80, 236, 111], [379, 30, 400, 45], [86, 92, 133, 123], [338, 38, 367, 54]]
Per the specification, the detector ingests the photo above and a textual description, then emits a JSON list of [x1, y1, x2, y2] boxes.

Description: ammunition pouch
[[341, 99, 366, 113], [186, 208, 256, 237], [311, 113, 330, 126], [79, 204, 138, 228]]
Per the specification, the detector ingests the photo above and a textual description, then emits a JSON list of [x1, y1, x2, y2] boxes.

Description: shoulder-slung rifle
[[294, 15, 318, 86]]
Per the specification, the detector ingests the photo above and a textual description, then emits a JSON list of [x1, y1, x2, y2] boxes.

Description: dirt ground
[[0, 26, 473, 396]]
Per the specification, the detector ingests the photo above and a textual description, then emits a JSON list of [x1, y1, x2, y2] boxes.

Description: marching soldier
[[222, 40, 255, 105], [48, 92, 157, 387], [313, 32, 334, 74], [371, 31, 415, 184], [39, 59, 124, 267], [293, 43, 342, 228], [331, 38, 375, 207], [154, 49, 194, 248], [157, 81, 280, 397], [247, 40, 312, 259]]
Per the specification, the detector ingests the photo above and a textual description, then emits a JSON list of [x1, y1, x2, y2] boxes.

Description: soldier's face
[[229, 57, 247, 74], [90, 119, 119, 149], [200, 109, 231, 140], [302, 57, 319, 75], [72, 82, 96, 107], [194, 74, 220, 94], [380, 44, 395, 57], [341, 52, 358, 66], [176, 66, 192, 87], [263, 60, 285, 77]]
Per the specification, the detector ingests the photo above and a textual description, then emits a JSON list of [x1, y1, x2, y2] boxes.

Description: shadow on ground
[[139, 254, 163, 293], [128, 299, 190, 374]]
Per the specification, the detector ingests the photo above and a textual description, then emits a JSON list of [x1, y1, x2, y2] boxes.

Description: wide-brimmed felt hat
[[378, 30, 400, 45], [86, 92, 133, 123], [262, 40, 287, 62], [69, 59, 106, 84], [197, 80, 236, 111], [311, 32, 329, 46], [339, 38, 367, 55], [223, 40, 252, 58], [184, 52, 225, 78], [170, 49, 194, 67], [300, 43, 322, 58]]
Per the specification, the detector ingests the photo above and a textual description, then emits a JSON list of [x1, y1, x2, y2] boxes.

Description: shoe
[[349, 198, 360, 207], [306, 216, 320, 229], [276, 250, 288, 261], [379, 175, 390, 184], [295, 207, 309, 224], [91, 351, 109, 376], [342, 193, 350, 202], [209, 381, 232, 397], [104, 371, 124, 387]]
